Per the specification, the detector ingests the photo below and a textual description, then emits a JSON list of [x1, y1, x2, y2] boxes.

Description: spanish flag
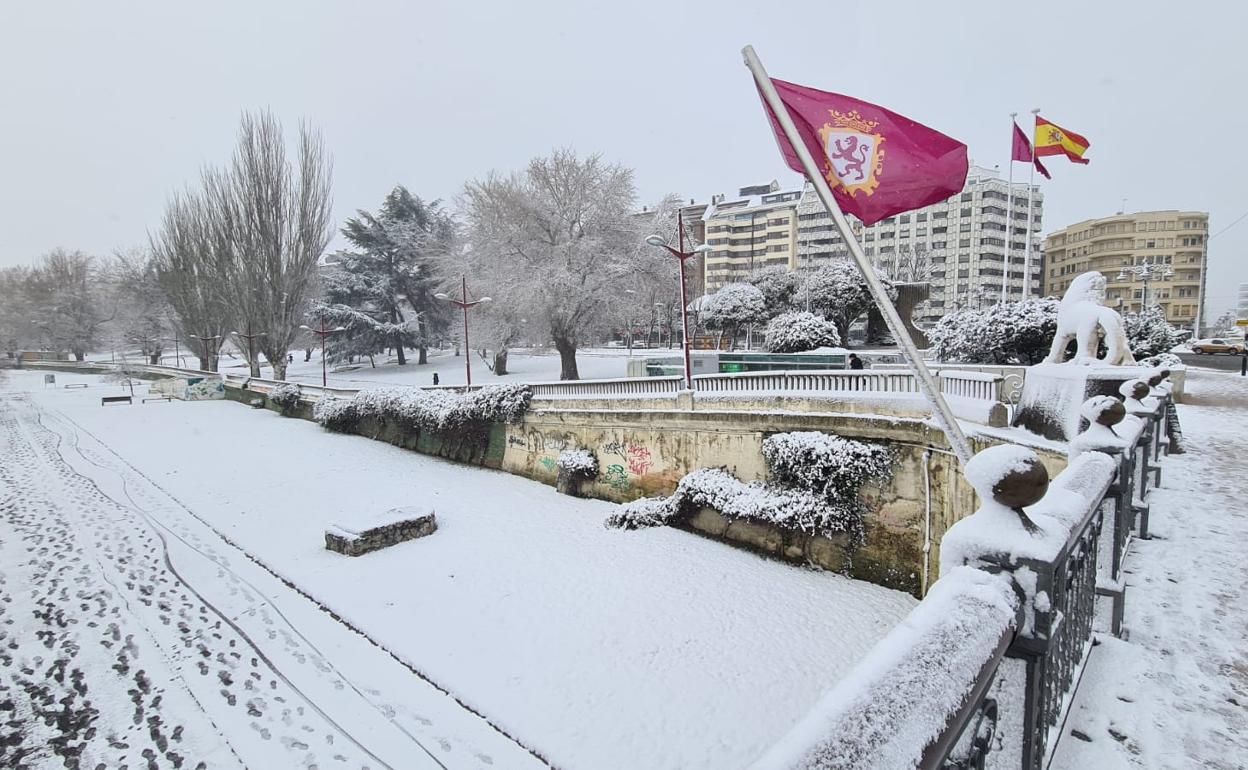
[[1034, 116, 1090, 164]]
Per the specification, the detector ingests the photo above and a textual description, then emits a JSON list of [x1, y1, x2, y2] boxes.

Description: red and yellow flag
[[1034, 116, 1090, 165]]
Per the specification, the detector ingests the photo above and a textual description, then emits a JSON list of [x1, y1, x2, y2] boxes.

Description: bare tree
[[150, 190, 233, 371], [881, 243, 935, 284], [214, 111, 334, 380], [107, 248, 173, 364], [151, 111, 333, 378], [460, 149, 642, 380]]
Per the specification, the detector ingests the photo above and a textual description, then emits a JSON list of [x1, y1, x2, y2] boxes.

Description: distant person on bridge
[[848, 353, 865, 370]]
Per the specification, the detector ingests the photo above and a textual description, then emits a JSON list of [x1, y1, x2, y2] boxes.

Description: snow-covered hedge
[[763, 312, 841, 353], [927, 298, 1058, 364], [1123, 306, 1181, 359], [605, 468, 863, 540], [268, 383, 302, 414], [607, 432, 891, 544], [1138, 352, 1182, 369], [313, 384, 532, 436], [762, 432, 892, 503], [557, 449, 598, 479]]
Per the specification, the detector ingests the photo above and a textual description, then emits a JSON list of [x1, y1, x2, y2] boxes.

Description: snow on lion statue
[[1044, 271, 1136, 365]]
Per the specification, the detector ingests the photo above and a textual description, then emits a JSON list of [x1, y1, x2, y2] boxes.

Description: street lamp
[[231, 325, 268, 376], [300, 315, 345, 387], [161, 335, 183, 368], [434, 275, 491, 387], [1116, 260, 1175, 312], [644, 210, 712, 390], [192, 334, 222, 371]]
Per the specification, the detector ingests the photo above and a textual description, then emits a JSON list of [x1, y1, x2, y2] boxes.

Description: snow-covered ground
[[1053, 369, 1248, 769], [0, 369, 915, 769]]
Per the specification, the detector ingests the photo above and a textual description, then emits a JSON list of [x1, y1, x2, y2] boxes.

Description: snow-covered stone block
[[1012, 362, 1157, 441], [325, 506, 437, 556]]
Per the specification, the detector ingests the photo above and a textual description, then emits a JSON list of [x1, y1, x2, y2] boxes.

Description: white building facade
[[794, 166, 1044, 325]]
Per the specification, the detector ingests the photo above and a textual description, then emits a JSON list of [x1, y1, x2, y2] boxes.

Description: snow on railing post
[[941, 439, 1120, 770]]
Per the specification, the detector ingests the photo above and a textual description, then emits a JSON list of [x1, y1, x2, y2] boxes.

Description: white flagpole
[[741, 45, 974, 465], [1002, 113, 1017, 304], [1022, 107, 1040, 299]]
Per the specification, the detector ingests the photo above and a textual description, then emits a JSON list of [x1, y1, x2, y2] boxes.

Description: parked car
[[1191, 338, 1245, 355]]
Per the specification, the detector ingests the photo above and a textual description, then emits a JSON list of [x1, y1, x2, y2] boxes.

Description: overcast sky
[[2, 0, 1245, 317]]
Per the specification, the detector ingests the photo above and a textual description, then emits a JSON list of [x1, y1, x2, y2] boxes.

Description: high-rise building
[[1237, 283, 1248, 321], [701, 181, 803, 293], [1042, 210, 1208, 330], [794, 166, 1043, 325], [795, 182, 860, 269]]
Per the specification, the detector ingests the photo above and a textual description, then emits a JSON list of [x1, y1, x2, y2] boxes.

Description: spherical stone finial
[[965, 444, 1050, 512], [1147, 369, 1169, 387], [1081, 395, 1125, 427], [1119, 379, 1150, 401]]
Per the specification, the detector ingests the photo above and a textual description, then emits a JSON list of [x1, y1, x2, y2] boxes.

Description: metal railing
[[762, 401, 1169, 769]]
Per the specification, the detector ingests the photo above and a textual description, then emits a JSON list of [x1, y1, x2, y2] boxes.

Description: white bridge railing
[[26, 360, 1007, 415]]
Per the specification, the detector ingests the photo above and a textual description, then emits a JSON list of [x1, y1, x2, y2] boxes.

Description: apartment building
[[1042, 210, 1208, 329], [701, 181, 802, 293], [810, 166, 1043, 325]]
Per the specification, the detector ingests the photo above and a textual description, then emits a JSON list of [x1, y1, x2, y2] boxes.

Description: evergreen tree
[[320, 186, 453, 365]]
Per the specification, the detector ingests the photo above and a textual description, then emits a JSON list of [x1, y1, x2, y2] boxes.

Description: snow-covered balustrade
[[692, 369, 922, 395], [938, 440, 1132, 770], [527, 375, 685, 398], [752, 567, 1018, 770], [759, 401, 1172, 770]]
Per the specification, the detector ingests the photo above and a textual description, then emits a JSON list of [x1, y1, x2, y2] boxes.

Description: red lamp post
[[435, 275, 491, 387], [645, 210, 712, 391], [300, 314, 344, 387]]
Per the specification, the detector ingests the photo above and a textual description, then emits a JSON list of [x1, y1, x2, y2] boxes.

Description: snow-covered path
[[0, 383, 545, 769], [1054, 369, 1248, 769]]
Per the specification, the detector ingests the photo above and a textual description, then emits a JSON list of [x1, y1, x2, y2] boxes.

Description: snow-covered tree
[[700, 283, 767, 350], [460, 149, 645, 380], [107, 249, 173, 364], [0, 266, 36, 358], [25, 249, 112, 361], [321, 186, 453, 367], [801, 261, 896, 345], [927, 298, 1058, 364], [764, 311, 840, 353], [748, 267, 801, 319], [1124, 305, 1181, 359]]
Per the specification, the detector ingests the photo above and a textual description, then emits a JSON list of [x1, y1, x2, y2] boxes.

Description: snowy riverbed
[[1, 369, 915, 769]]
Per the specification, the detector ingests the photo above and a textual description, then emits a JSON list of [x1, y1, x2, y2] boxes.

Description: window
[[960, 193, 973, 202], [768, 217, 789, 226], [916, 213, 928, 222], [933, 211, 948, 219], [959, 223, 971, 232], [899, 214, 910, 223], [960, 207, 972, 217]]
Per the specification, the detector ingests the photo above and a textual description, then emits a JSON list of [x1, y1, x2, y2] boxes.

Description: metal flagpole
[[1022, 107, 1040, 299], [741, 45, 974, 465], [1002, 113, 1017, 303]]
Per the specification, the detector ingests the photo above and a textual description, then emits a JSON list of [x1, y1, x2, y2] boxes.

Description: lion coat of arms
[[818, 110, 885, 196]]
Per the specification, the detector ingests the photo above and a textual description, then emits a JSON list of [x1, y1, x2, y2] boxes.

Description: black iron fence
[[758, 393, 1172, 769]]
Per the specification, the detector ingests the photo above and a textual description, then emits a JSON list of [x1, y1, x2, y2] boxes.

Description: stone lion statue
[[1044, 271, 1136, 365]]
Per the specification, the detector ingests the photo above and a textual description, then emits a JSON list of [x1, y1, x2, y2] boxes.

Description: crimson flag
[[757, 79, 968, 225], [1012, 121, 1051, 179]]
